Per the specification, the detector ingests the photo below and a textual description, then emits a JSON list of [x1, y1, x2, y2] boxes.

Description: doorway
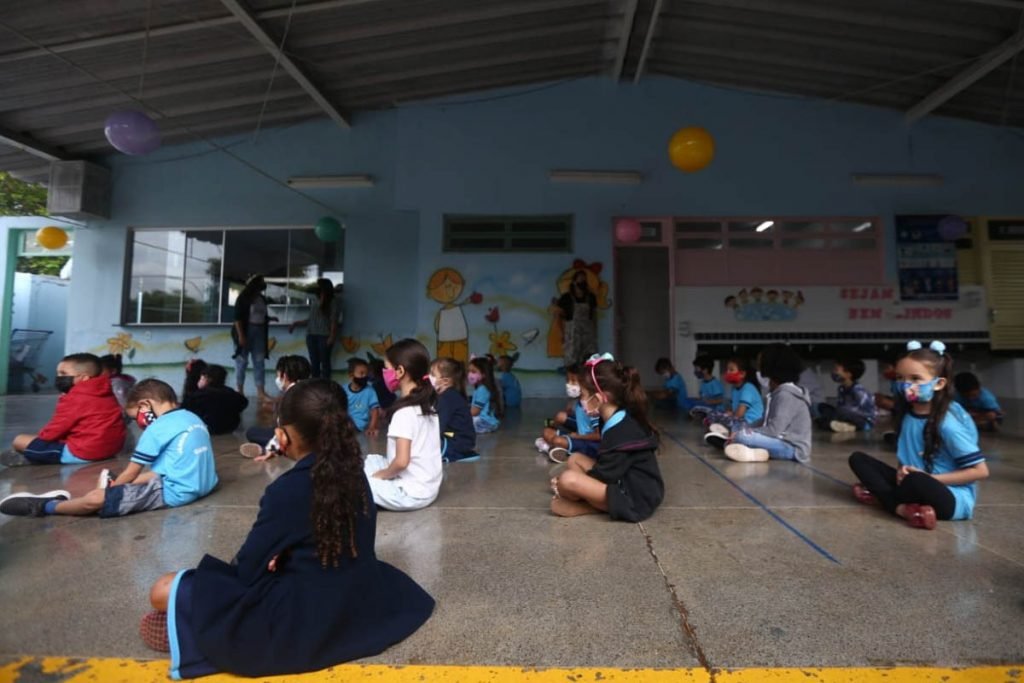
[[614, 219, 673, 388]]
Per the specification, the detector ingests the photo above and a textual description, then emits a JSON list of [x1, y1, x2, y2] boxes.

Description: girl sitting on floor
[[697, 356, 764, 449], [141, 379, 435, 678], [549, 353, 663, 521], [430, 357, 479, 463], [467, 355, 503, 434], [848, 340, 989, 530]]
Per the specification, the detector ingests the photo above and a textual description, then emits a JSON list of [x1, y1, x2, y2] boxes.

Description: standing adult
[[557, 269, 598, 368], [289, 278, 341, 380], [232, 275, 273, 400]]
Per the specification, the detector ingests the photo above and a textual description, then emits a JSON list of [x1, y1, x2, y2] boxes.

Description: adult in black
[[182, 365, 250, 435], [556, 269, 598, 368], [232, 275, 275, 400], [289, 278, 341, 380]]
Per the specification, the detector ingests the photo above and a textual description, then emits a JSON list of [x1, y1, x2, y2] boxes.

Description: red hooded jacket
[[38, 374, 126, 460]]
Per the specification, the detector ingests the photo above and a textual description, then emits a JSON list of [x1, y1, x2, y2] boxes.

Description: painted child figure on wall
[[427, 267, 481, 364]]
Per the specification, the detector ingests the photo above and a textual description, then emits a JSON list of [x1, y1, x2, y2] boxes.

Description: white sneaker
[[724, 444, 770, 462], [548, 447, 569, 464], [709, 423, 729, 436], [97, 469, 111, 490], [534, 437, 551, 454], [830, 420, 856, 433]]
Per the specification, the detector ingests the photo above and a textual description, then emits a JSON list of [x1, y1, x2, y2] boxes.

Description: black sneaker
[[0, 450, 28, 467], [0, 490, 70, 517], [703, 433, 727, 450]]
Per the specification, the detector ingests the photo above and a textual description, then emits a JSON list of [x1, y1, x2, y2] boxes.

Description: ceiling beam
[[944, 0, 1024, 8], [906, 28, 1024, 122], [0, 125, 67, 161], [218, 0, 350, 128], [633, 0, 666, 83], [611, 0, 640, 80]]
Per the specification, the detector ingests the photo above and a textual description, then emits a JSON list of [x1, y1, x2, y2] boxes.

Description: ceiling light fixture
[[852, 221, 873, 232], [286, 175, 375, 188], [755, 220, 774, 232], [549, 170, 643, 185]]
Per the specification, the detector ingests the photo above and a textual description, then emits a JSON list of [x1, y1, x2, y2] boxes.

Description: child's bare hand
[[253, 451, 276, 463], [550, 477, 560, 497], [268, 554, 279, 572], [372, 470, 389, 480]]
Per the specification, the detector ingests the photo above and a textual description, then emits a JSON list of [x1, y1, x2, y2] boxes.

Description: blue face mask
[[898, 378, 940, 403], [693, 369, 704, 380]]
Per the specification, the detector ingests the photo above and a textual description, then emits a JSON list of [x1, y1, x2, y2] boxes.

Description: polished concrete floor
[[0, 394, 1021, 673]]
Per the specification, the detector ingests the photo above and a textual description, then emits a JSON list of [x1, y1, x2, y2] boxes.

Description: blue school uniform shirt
[[897, 401, 984, 520], [573, 400, 601, 436], [664, 372, 688, 409], [699, 377, 725, 403], [471, 384, 500, 430], [731, 383, 764, 424], [956, 388, 1002, 415], [837, 382, 876, 426], [343, 383, 380, 431], [131, 408, 218, 507], [499, 372, 522, 408]]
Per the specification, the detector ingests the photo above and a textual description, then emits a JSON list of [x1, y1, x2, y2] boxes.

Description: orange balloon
[[36, 226, 68, 250], [668, 126, 715, 173]]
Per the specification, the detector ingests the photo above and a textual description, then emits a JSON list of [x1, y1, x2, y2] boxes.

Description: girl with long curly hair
[[141, 379, 435, 678]]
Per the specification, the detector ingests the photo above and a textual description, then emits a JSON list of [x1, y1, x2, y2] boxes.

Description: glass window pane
[[781, 238, 827, 249], [830, 238, 876, 250], [727, 221, 765, 233], [223, 229, 290, 322], [181, 231, 223, 323], [729, 238, 774, 249], [676, 237, 724, 250], [128, 230, 186, 323], [831, 220, 875, 234], [777, 221, 825, 233], [285, 228, 344, 322], [675, 221, 722, 234]]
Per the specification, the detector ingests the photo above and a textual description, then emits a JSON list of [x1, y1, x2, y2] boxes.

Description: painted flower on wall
[[488, 330, 517, 357], [371, 334, 393, 357], [341, 336, 360, 353], [106, 331, 138, 359]]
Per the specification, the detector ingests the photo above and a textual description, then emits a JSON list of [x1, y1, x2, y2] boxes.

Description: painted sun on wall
[[425, 260, 610, 370]]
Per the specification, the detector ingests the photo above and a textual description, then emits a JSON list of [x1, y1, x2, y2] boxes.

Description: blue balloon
[[314, 216, 343, 241], [104, 110, 161, 155]]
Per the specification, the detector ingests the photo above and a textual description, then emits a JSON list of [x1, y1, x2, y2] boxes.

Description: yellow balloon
[[668, 126, 715, 173], [36, 226, 68, 250]]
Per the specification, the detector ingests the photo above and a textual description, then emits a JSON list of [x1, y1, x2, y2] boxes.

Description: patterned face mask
[[898, 378, 940, 403]]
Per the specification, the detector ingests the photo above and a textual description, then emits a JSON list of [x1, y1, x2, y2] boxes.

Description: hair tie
[[929, 340, 946, 355], [585, 352, 614, 400], [906, 340, 922, 351]]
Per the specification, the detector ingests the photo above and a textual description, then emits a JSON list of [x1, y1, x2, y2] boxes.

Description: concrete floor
[[0, 394, 1022, 673]]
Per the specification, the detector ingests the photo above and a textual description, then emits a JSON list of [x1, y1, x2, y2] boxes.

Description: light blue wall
[[64, 76, 1024, 395]]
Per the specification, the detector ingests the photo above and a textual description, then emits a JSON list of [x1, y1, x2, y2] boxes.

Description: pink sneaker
[[852, 483, 876, 505], [903, 504, 937, 530]]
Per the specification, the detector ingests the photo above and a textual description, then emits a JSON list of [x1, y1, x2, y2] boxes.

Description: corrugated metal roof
[[0, 0, 1021, 184]]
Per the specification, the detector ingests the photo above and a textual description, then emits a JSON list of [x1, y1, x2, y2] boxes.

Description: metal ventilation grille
[[989, 250, 1024, 350], [444, 215, 572, 252], [695, 331, 990, 342]]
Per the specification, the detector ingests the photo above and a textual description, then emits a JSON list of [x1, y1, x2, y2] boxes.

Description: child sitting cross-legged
[[467, 356, 503, 434], [497, 355, 522, 409], [535, 364, 600, 465], [343, 358, 381, 436], [698, 356, 764, 449], [429, 358, 479, 463], [817, 357, 875, 433], [0, 379, 217, 518], [649, 357, 688, 410], [723, 344, 813, 463], [182, 364, 249, 435], [139, 379, 435, 678], [239, 355, 311, 461], [681, 354, 725, 413], [953, 372, 1003, 432], [5, 352, 126, 466], [549, 354, 664, 521]]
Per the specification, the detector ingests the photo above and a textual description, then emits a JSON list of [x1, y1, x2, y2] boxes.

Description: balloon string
[[0, 18, 344, 218], [254, 0, 299, 142], [137, 0, 152, 100]]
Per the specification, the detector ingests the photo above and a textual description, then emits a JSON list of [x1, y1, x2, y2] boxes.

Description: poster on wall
[[895, 215, 958, 301]]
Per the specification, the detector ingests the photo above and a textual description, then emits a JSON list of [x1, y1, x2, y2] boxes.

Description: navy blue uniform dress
[[167, 454, 435, 679]]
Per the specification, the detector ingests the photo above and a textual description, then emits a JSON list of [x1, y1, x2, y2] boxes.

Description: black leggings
[[848, 451, 956, 520], [818, 403, 871, 429]]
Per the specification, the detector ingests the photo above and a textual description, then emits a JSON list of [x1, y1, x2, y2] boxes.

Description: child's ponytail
[[621, 365, 655, 436]]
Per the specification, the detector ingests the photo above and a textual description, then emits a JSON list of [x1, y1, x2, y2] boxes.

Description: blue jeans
[[732, 429, 797, 461], [306, 334, 333, 380], [234, 323, 267, 392]]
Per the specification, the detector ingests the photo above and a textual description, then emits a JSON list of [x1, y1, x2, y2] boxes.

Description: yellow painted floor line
[[0, 658, 1020, 683]]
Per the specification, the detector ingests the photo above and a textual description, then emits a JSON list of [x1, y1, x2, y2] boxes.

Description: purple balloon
[[937, 215, 968, 241], [104, 110, 161, 155]]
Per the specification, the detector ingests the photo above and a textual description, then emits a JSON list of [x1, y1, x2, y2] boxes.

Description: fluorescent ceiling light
[[851, 173, 943, 187], [549, 170, 643, 185], [852, 221, 873, 232], [755, 220, 774, 232], [287, 175, 374, 188]]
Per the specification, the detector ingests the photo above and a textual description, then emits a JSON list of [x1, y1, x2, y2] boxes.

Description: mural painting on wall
[[723, 287, 805, 322], [546, 260, 611, 359], [484, 305, 519, 359], [106, 331, 141, 358], [427, 267, 482, 363]]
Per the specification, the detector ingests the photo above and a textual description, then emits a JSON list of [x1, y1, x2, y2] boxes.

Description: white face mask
[[566, 383, 581, 398], [275, 376, 286, 392], [756, 371, 771, 389], [428, 375, 447, 392]]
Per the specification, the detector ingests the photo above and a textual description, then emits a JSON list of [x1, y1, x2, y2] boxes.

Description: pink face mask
[[467, 371, 483, 386], [382, 368, 401, 392]]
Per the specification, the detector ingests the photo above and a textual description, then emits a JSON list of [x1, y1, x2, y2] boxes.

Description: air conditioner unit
[[47, 160, 111, 219]]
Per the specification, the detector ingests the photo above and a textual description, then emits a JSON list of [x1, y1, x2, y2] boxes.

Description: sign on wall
[[895, 215, 958, 301]]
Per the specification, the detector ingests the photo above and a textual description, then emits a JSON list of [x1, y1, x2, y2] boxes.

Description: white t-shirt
[[386, 405, 442, 499], [437, 306, 467, 342]]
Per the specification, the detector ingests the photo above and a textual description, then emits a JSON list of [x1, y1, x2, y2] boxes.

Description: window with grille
[[443, 215, 572, 252], [674, 218, 883, 285]]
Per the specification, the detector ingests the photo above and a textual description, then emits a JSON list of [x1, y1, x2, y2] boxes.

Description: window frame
[[120, 225, 337, 326], [443, 214, 573, 253]]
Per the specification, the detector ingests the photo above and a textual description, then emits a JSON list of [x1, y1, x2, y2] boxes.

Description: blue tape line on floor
[[662, 429, 841, 565]]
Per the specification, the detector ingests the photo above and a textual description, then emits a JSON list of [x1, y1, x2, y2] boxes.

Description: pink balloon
[[615, 218, 642, 243], [104, 110, 161, 155]]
